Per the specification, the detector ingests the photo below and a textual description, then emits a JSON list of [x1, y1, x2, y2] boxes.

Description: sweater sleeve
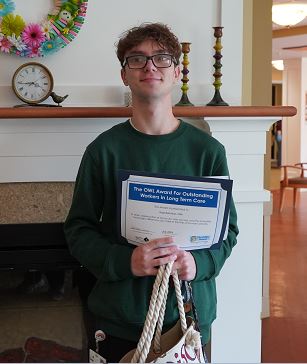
[[190, 145, 239, 282], [64, 149, 134, 282]]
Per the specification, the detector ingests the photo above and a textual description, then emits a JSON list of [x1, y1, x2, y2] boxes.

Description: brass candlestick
[[176, 42, 194, 106], [207, 27, 228, 106]]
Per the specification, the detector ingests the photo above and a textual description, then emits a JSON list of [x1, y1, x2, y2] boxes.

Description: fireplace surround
[[0, 182, 77, 271], [0, 105, 296, 363]]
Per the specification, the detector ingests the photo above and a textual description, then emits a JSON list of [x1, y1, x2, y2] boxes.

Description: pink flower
[[0, 34, 11, 52], [28, 46, 40, 57], [21, 23, 45, 48], [80, 4, 87, 12]]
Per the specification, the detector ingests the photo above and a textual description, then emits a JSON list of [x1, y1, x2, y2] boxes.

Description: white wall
[[282, 58, 307, 165], [282, 59, 301, 165], [0, 0, 244, 183], [0, 0, 243, 107]]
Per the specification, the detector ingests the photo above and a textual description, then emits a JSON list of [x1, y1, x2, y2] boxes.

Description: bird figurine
[[50, 92, 68, 106]]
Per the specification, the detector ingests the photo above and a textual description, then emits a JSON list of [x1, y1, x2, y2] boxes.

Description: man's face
[[59, 10, 72, 22], [121, 40, 180, 101]]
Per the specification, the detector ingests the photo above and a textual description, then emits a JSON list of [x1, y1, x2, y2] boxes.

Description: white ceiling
[[272, 0, 307, 60]]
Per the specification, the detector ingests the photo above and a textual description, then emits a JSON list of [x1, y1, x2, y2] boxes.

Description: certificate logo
[[190, 235, 210, 243]]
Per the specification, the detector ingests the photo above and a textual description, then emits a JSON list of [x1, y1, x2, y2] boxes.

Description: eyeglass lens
[[126, 54, 173, 69]]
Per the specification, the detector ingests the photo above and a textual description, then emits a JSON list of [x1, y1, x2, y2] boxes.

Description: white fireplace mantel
[[205, 116, 281, 363], [0, 106, 296, 363]]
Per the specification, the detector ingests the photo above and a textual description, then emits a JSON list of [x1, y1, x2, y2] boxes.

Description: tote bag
[[120, 261, 205, 363]]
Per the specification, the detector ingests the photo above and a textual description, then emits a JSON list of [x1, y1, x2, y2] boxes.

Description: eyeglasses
[[122, 54, 177, 69]]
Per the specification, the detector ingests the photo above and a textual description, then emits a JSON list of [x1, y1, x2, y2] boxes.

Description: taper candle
[[216, 0, 222, 26]]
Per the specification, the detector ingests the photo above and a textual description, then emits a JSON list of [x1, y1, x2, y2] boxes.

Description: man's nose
[[144, 58, 157, 71]]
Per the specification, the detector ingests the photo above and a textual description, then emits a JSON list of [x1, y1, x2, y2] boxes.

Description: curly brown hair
[[116, 23, 182, 67]]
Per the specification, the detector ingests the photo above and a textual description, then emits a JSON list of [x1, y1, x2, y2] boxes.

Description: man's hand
[[131, 237, 178, 276], [172, 250, 196, 281], [131, 237, 197, 281]]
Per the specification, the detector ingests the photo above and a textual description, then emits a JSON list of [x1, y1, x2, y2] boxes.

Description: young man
[[64, 23, 238, 362]]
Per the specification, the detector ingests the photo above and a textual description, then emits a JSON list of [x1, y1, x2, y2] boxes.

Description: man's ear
[[121, 68, 129, 86], [174, 65, 181, 82]]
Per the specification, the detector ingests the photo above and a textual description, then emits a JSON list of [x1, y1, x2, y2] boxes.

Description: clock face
[[12, 62, 54, 104]]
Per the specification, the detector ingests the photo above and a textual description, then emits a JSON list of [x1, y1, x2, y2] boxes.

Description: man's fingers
[[149, 246, 178, 258], [146, 236, 174, 249], [131, 237, 180, 277], [172, 251, 196, 281], [153, 254, 177, 267]]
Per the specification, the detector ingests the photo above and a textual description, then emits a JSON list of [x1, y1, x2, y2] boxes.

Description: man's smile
[[141, 77, 162, 82]]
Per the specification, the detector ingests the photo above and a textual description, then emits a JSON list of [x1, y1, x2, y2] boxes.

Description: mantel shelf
[[0, 106, 296, 119]]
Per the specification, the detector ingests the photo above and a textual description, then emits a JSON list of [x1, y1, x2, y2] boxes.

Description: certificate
[[118, 170, 232, 250]]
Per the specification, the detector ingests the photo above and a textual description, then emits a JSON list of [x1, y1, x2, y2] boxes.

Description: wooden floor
[[261, 188, 307, 362]]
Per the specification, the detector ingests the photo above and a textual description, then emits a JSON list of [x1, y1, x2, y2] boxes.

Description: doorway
[[271, 83, 282, 168]]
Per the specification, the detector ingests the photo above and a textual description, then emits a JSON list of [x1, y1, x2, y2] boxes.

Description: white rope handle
[[153, 269, 188, 354], [131, 263, 172, 362], [131, 262, 188, 363], [138, 265, 170, 362], [173, 270, 188, 332], [153, 278, 168, 353]]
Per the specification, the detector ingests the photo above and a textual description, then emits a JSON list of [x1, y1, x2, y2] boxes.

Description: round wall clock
[[12, 62, 54, 105]]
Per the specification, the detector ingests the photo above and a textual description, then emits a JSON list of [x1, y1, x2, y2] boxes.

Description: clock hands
[[17, 81, 44, 89], [18, 81, 35, 85]]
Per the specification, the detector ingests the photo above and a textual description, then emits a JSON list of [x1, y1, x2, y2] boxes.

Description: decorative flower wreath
[[0, 0, 88, 57]]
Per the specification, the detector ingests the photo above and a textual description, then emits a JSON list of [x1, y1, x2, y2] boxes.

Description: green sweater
[[64, 120, 239, 344]]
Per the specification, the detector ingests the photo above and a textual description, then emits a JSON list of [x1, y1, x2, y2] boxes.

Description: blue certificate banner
[[128, 183, 219, 208]]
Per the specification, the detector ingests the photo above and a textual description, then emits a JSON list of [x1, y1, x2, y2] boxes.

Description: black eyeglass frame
[[122, 54, 178, 69]]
